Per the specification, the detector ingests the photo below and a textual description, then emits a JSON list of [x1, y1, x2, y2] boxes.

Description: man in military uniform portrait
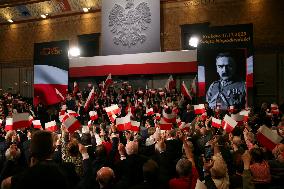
[[206, 52, 246, 110]]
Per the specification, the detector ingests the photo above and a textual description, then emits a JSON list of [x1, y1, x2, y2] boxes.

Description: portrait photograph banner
[[101, 0, 160, 56]]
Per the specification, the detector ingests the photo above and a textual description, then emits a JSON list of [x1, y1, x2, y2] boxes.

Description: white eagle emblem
[[109, 0, 151, 47]]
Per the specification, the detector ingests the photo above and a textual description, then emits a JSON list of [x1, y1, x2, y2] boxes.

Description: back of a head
[[30, 130, 54, 161], [251, 148, 264, 163], [95, 145, 107, 158], [176, 158, 192, 177], [126, 141, 139, 155], [96, 167, 115, 188], [80, 133, 91, 146], [143, 159, 159, 183]]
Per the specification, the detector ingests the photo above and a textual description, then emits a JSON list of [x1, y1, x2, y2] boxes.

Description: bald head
[[96, 167, 115, 187], [125, 141, 138, 155]]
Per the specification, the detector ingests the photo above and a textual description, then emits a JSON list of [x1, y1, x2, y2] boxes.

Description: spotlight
[[188, 36, 199, 48], [41, 15, 46, 19], [83, 7, 90, 12], [68, 47, 81, 57], [8, 19, 13, 23]]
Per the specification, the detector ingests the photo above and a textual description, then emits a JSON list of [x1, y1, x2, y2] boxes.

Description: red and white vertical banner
[[165, 75, 175, 92], [194, 104, 205, 114], [13, 113, 31, 130], [197, 66, 205, 97], [212, 117, 222, 129], [32, 120, 42, 129], [116, 115, 131, 131], [104, 73, 113, 89], [89, 111, 99, 121], [190, 76, 197, 95], [5, 118, 13, 131], [256, 125, 282, 151], [64, 116, 81, 133], [45, 121, 57, 132], [222, 114, 237, 133], [246, 56, 253, 88], [131, 121, 140, 131]]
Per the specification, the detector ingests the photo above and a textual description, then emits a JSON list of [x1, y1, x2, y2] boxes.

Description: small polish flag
[[13, 113, 31, 130], [5, 118, 13, 131], [116, 115, 131, 131], [155, 113, 161, 120], [222, 114, 238, 133], [105, 104, 121, 116], [159, 91, 165, 96], [108, 114, 117, 123], [256, 125, 282, 151], [45, 121, 57, 132], [194, 104, 205, 114], [67, 110, 79, 117], [201, 112, 208, 121], [88, 120, 93, 127], [162, 110, 176, 123], [231, 113, 244, 126], [240, 110, 250, 122], [32, 120, 42, 129], [212, 117, 222, 129], [55, 88, 65, 101], [131, 121, 140, 131], [29, 115, 34, 125], [84, 87, 96, 112], [105, 73, 113, 88], [181, 81, 192, 100], [89, 111, 99, 121], [159, 118, 173, 130], [146, 108, 154, 116], [138, 90, 144, 95], [64, 116, 81, 133], [60, 113, 69, 123]]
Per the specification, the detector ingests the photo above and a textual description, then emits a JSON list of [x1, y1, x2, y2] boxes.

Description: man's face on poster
[[216, 56, 236, 81]]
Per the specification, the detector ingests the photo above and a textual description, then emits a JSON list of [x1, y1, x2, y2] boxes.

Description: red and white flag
[[32, 120, 42, 129], [131, 121, 140, 131], [146, 108, 154, 116], [13, 113, 31, 130], [162, 110, 176, 123], [194, 104, 205, 114], [159, 118, 173, 130], [88, 120, 93, 127], [73, 81, 79, 96], [55, 88, 65, 101], [165, 75, 175, 92], [212, 117, 222, 129], [84, 87, 96, 112], [240, 110, 250, 122], [105, 104, 121, 116], [67, 110, 79, 117], [231, 113, 244, 126], [5, 118, 13, 131], [45, 121, 57, 132], [64, 116, 81, 133], [116, 115, 131, 131], [222, 114, 237, 133], [105, 73, 113, 88], [29, 115, 34, 125], [155, 113, 161, 120], [108, 114, 117, 123], [181, 81, 192, 100], [256, 125, 282, 151], [89, 111, 99, 121], [201, 112, 208, 121]]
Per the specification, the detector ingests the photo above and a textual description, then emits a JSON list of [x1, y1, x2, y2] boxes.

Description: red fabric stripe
[[131, 126, 140, 132], [13, 120, 31, 130], [257, 132, 277, 151], [117, 122, 131, 131], [212, 122, 221, 129], [46, 126, 58, 132], [34, 84, 67, 106], [159, 123, 173, 130], [198, 82, 206, 97], [70, 62, 198, 77], [5, 125, 13, 131], [246, 73, 253, 88]]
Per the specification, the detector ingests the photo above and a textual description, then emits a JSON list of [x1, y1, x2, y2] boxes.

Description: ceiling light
[[8, 19, 13, 23], [83, 7, 89, 12], [68, 47, 81, 57], [189, 36, 199, 48], [41, 14, 47, 19]]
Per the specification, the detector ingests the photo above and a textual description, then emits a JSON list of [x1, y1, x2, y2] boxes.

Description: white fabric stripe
[[131, 121, 140, 127], [247, 56, 253, 74], [212, 117, 221, 124], [13, 113, 30, 122], [69, 51, 197, 67], [116, 115, 131, 125], [34, 65, 68, 84], [45, 121, 56, 128], [198, 66, 205, 82]]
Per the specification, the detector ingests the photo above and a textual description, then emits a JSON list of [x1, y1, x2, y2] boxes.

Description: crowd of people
[[0, 82, 284, 189]]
